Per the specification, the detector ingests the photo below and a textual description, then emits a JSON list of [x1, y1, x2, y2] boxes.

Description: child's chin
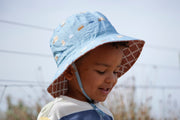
[[94, 97, 107, 102]]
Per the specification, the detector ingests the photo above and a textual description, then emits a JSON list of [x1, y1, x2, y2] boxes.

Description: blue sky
[[0, 0, 180, 117]]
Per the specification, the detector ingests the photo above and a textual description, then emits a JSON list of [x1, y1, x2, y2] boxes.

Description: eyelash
[[96, 70, 105, 75], [96, 70, 118, 75], [113, 71, 118, 74]]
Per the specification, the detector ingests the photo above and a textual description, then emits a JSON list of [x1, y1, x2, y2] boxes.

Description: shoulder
[[37, 96, 92, 120], [37, 97, 63, 120], [50, 96, 93, 116]]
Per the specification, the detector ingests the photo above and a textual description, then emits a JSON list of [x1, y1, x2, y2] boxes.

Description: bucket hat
[[47, 11, 145, 98]]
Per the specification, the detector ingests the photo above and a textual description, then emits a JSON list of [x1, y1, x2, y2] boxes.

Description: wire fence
[[0, 18, 180, 119], [0, 78, 180, 119], [1, 81, 180, 104]]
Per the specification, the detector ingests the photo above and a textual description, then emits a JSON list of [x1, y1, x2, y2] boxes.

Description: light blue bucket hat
[[48, 11, 145, 98]]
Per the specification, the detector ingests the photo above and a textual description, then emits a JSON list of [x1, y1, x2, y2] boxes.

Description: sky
[[0, 0, 180, 118]]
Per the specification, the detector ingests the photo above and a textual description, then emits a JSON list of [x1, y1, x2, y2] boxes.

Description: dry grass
[[102, 77, 180, 120], [102, 85, 153, 120], [0, 78, 180, 120]]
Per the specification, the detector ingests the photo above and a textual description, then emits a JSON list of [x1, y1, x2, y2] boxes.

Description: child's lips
[[99, 88, 111, 94]]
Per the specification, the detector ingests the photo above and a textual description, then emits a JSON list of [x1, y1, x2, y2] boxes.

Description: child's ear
[[63, 65, 75, 81]]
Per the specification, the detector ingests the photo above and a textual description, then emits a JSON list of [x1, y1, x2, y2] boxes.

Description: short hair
[[110, 41, 129, 49]]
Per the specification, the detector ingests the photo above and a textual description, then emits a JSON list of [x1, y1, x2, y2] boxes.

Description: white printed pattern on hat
[[69, 34, 74, 39], [119, 41, 142, 75], [51, 75, 68, 96]]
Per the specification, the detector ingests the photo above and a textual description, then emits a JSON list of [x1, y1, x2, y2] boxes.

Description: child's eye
[[96, 70, 105, 75], [113, 71, 118, 75]]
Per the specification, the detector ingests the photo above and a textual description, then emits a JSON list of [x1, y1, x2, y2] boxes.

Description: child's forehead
[[76, 43, 123, 64], [84, 43, 123, 55]]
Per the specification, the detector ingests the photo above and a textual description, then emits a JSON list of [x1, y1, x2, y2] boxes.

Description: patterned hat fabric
[[48, 11, 145, 98]]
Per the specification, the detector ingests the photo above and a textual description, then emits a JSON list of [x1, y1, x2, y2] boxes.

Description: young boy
[[37, 11, 145, 120]]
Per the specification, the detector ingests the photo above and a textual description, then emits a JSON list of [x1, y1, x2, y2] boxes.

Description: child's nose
[[105, 73, 117, 84]]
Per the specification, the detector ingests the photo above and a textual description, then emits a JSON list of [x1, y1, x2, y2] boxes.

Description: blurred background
[[0, 0, 180, 119]]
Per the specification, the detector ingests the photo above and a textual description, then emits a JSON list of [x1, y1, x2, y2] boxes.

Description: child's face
[[67, 43, 123, 102]]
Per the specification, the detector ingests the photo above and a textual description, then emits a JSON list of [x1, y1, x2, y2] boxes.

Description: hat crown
[[50, 12, 117, 66]]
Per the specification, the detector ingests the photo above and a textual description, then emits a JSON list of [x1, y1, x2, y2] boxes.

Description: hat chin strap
[[72, 63, 106, 119], [72, 63, 92, 102]]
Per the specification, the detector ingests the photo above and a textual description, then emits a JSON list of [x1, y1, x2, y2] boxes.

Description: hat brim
[[47, 33, 145, 98]]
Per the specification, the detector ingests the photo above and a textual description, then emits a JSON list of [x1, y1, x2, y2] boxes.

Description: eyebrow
[[95, 63, 121, 67]]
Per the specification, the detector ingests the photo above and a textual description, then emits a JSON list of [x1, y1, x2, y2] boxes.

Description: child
[[37, 11, 145, 120]]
